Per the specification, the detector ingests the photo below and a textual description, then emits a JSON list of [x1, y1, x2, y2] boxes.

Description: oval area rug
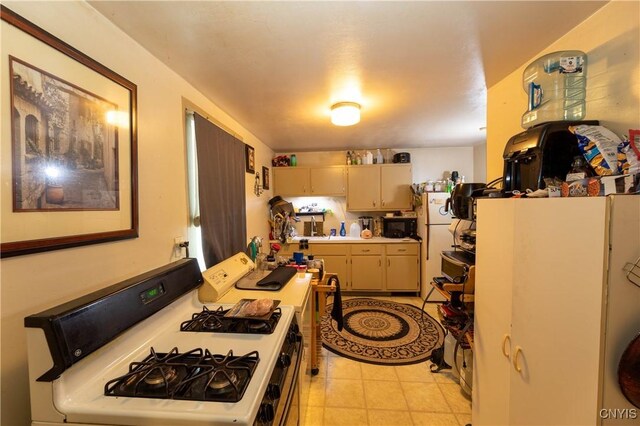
[[321, 298, 445, 365]]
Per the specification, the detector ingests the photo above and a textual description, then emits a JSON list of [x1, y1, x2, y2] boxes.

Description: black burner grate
[[180, 305, 281, 334], [104, 347, 259, 402]]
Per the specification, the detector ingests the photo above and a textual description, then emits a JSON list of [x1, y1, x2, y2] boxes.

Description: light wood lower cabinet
[[350, 256, 384, 290], [279, 241, 419, 292], [386, 256, 419, 291], [350, 244, 384, 291], [321, 255, 349, 287]]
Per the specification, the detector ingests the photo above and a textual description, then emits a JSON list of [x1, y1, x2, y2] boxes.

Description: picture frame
[[0, 6, 138, 258], [262, 166, 270, 190], [245, 144, 255, 174]]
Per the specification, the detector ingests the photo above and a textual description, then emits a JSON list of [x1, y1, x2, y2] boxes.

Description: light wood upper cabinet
[[347, 164, 412, 211], [346, 166, 380, 210], [273, 167, 311, 195], [310, 166, 346, 196], [274, 166, 345, 196], [380, 164, 412, 210]]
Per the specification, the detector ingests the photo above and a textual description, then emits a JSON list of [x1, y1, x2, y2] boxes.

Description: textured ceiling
[[90, 1, 607, 152]]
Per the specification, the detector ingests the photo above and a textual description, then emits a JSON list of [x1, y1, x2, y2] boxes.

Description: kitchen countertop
[[286, 236, 419, 244], [217, 273, 312, 310]]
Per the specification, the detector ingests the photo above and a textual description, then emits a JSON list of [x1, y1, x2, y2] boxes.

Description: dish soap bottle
[[339, 221, 347, 237]]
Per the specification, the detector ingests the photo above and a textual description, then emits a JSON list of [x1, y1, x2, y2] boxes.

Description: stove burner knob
[[289, 323, 300, 334], [288, 329, 302, 343], [279, 352, 291, 367], [267, 383, 281, 399], [259, 402, 275, 422]]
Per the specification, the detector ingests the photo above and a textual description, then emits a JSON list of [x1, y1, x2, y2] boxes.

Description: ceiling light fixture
[[331, 102, 361, 126]]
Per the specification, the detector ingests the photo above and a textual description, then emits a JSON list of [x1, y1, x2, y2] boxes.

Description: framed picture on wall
[[245, 144, 255, 173], [0, 6, 138, 258], [262, 166, 270, 190]]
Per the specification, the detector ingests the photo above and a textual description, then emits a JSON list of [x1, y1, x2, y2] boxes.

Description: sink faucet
[[310, 216, 317, 237]]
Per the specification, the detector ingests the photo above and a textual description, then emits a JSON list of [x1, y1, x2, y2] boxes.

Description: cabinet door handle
[[513, 345, 523, 373], [303, 186, 306, 193], [398, 249, 406, 252], [311, 186, 314, 193], [382, 200, 385, 206], [379, 259, 381, 267], [387, 259, 390, 267], [362, 249, 370, 252], [502, 334, 511, 359], [373, 201, 376, 207]]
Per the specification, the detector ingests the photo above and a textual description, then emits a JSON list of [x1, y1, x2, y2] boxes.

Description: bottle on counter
[[355, 152, 362, 165], [290, 154, 297, 167], [346, 151, 352, 165], [339, 221, 347, 237], [349, 221, 361, 238]]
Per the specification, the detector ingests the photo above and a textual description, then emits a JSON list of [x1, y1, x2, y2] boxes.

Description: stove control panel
[[198, 252, 254, 303]]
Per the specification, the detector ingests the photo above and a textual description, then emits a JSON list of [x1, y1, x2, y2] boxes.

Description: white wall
[[0, 2, 273, 425], [486, 1, 640, 180], [473, 143, 487, 183]]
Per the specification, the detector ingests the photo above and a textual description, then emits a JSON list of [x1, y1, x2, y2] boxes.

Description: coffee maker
[[502, 120, 598, 193], [358, 216, 373, 231]]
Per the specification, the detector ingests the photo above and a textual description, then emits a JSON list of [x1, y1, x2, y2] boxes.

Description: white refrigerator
[[416, 192, 455, 300]]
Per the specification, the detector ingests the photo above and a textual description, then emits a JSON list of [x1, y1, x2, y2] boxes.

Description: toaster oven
[[440, 250, 475, 285]]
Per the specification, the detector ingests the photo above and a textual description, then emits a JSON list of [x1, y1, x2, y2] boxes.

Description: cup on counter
[[255, 253, 268, 270], [296, 265, 307, 279], [293, 251, 304, 264]]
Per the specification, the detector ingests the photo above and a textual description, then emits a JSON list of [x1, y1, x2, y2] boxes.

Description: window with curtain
[[186, 111, 247, 269]]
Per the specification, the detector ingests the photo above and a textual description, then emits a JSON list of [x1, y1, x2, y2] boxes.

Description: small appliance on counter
[[358, 216, 373, 231], [447, 183, 486, 221], [502, 120, 598, 193], [382, 216, 417, 238]]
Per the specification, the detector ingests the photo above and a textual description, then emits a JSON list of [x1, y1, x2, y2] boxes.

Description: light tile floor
[[301, 295, 472, 426]]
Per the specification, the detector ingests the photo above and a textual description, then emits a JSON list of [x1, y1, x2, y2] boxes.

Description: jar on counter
[[425, 180, 435, 192]]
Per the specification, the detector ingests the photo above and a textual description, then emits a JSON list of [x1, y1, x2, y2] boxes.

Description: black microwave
[[382, 217, 417, 238]]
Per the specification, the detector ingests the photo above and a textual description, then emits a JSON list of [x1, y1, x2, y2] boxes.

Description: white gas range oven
[[24, 257, 302, 426]]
